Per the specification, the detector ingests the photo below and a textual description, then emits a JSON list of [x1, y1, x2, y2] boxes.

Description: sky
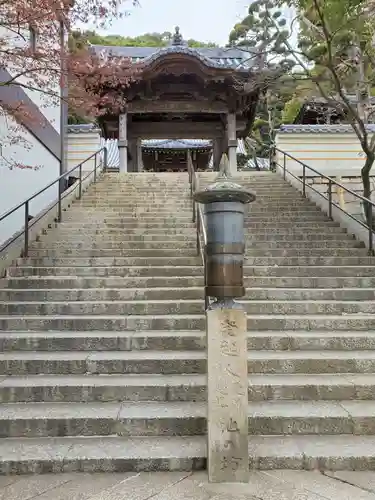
[[103, 0, 251, 46]]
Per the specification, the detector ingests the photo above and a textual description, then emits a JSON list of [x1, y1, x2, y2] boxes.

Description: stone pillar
[[213, 138, 222, 172], [128, 139, 137, 172], [195, 176, 256, 483], [118, 113, 128, 173], [137, 138, 143, 172], [227, 113, 237, 175]]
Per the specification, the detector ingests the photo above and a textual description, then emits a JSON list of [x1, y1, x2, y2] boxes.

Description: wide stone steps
[[1, 170, 375, 473]]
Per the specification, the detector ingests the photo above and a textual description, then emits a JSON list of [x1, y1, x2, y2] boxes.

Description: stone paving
[[4, 470, 375, 500]]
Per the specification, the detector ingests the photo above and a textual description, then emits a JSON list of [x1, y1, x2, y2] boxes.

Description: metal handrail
[[274, 146, 375, 254], [187, 153, 209, 310], [0, 147, 108, 258]]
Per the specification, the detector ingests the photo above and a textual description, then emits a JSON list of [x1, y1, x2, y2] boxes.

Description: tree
[[0, 0, 139, 168], [229, 0, 375, 226]]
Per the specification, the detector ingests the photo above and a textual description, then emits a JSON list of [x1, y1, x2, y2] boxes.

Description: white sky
[[101, 0, 251, 46]]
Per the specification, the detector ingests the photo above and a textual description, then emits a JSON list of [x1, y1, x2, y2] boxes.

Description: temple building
[[142, 139, 212, 172], [294, 96, 375, 125], [93, 27, 263, 174]]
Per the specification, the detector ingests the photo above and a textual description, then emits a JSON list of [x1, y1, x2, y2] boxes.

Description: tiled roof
[[142, 139, 211, 150], [67, 124, 100, 134], [91, 44, 254, 70], [278, 124, 375, 134]]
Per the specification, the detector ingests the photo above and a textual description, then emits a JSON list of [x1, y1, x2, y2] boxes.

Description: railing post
[[57, 178, 63, 223], [103, 147, 108, 172], [196, 206, 200, 255], [24, 201, 29, 258], [302, 164, 306, 197], [369, 203, 374, 254], [192, 200, 196, 223], [328, 179, 333, 219], [78, 164, 83, 199], [94, 154, 97, 183], [283, 153, 286, 180]]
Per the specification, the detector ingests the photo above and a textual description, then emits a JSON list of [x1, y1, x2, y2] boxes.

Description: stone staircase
[[1, 171, 375, 473]]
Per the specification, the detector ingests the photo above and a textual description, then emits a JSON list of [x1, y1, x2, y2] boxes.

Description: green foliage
[[70, 30, 218, 49], [282, 97, 303, 123]]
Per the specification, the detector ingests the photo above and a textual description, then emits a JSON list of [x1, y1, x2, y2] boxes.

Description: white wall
[[0, 112, 59, 247], [275, 125, 374, 177], [67, 127, 102, 173]]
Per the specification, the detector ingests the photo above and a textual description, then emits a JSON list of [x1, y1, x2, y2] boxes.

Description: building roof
[[278, 124, 375, 134], [142, 139, 211, 150]]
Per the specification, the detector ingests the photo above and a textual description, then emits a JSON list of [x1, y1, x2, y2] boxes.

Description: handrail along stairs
[[187, 155, 209, 310], [273, 146, 375, 254], [0, 147, 108, 259]]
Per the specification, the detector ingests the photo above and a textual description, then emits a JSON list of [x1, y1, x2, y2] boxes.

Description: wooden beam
[[127, 100, 228, 114], [128, 122, 224, 139]]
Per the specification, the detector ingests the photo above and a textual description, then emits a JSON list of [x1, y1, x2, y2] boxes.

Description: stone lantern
[[194, 156, 256, 484], [194, 169, 255, 302]]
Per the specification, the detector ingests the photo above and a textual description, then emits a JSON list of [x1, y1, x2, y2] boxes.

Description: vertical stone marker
[[194, 157, 256, 483]]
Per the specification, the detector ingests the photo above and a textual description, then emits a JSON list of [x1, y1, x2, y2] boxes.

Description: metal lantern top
[[194, 154, 256, 205]]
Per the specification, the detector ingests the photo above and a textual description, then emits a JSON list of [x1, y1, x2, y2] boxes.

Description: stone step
[[75, 202, 317, 209], [0, 400, 372, 438], [0, 288, 205, 301], [3, 300, 375, 316], [16, 257, 202, 267], [0, 314, 207, 331], [26, 249, 199, 257], [52, 228, 347, 238], [65, 214, 330, 222], [242, 249, 369, 257], [30, 241, 197, 250], [6, 276, 375, 288], [54, 228, 199, 235], [9, 265, 375, 278], [41, 235, 198, 243], [29, 240, 363, 250], [1, 372, 375, 403], [41, 233, 354, 244], [0, 300, 206, 315], [59, 221, 339, 229], [1, 330, 375, 352], [0, 277, 204, 289], [2, 287, 375, 302], [59, 222, 197, 229], [7, 266, 203, 278], [2, 349, 375, 374], [16, 256, 375, 267], [63, 216, 195, 222]]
